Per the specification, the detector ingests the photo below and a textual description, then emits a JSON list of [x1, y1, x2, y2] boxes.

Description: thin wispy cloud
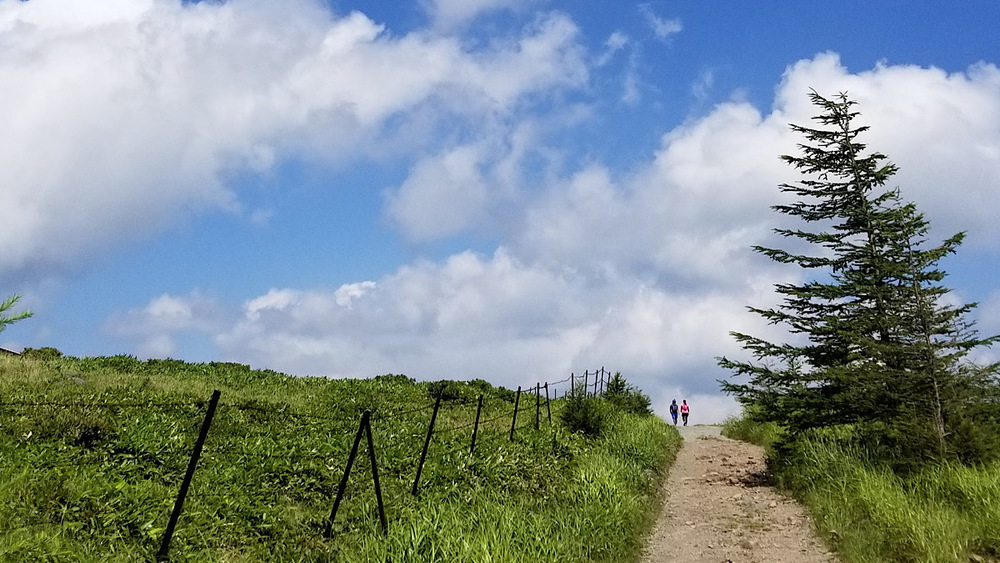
[[638, 3, 682, 41]]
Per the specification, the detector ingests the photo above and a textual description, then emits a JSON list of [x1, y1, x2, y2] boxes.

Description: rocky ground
[[641, 425, 839, 563]]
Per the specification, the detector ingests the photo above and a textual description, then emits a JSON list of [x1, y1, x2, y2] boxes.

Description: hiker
[[680, 399, 689, 426], [669, 399, 679, 425]]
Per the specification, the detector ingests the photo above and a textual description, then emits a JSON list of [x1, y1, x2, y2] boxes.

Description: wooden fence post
[[509, 386, 521, 441], [157, 389, 221, 561], [412, 396, 442, 496], [584, 371, 589, 398]]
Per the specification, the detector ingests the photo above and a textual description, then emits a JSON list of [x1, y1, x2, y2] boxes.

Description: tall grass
[[720, 411, 783, 453], [0, 355, 680, 561], [724, 411, 1000, 562]]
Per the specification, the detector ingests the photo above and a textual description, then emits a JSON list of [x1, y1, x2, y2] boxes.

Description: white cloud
[[105, 291, 225, 357], [774, 53, 1000, 245], [385, 145, 491, 240], [638, 4, 681, 41], [0, 0, 587, 279], [595, 31, 628, 67], [423, 0, 542, 29], [691, 68, 714, 101], [101, 52, 1000, 423]]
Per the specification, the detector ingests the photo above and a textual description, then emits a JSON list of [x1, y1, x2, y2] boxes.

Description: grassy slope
[[722, 416, 1000, 563], [0, 355, 680, 562]]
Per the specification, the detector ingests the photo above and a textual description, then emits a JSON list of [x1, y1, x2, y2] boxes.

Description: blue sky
[[3, 0, 1000, 422]]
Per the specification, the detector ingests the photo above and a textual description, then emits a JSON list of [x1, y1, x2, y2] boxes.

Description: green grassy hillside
[[723, 414, 1000, 563], [0, 354, 679, 562]]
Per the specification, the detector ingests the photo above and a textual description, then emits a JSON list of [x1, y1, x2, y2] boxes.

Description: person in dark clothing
[[669, 400, 679, 425]]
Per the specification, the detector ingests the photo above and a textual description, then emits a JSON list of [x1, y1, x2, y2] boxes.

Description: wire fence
[[0, 366, 617, 558]]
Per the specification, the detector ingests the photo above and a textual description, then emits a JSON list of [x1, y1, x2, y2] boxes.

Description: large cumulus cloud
[[0, 0, 586, 276]]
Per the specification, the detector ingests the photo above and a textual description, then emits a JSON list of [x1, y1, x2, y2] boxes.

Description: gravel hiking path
[[641, 425, 838, 563]]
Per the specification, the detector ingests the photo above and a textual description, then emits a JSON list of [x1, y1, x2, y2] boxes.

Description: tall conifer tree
[[719, 91, 998, 463], [0, 294, 31, 335]]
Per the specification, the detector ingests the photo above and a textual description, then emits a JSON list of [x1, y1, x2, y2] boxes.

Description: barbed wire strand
[[0, 400, 195, 409]]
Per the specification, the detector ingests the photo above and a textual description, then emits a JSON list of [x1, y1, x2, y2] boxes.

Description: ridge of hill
[[0, 354, 679, 562]]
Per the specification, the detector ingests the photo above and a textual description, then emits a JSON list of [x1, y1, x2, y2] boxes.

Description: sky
[[2, 0, 1000, 423]]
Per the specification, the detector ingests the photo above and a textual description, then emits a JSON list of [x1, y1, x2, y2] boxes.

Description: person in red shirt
[[680, 400, 689, 426]]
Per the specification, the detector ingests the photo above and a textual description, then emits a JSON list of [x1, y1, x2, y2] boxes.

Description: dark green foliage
[[719, 91, 1000, 467], [493, 386, 517, 403], [0, 294, 31, 334], [604, 372, 653, 415], [374, 373, 415, 385], [427, 379, 475, 404], [560, 385, 607, 437], [20, 347, 63, 360]]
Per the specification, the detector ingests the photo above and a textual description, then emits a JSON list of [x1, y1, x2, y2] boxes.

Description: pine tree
[[719, 91, 998, 464], [0, 294, 31, 335]]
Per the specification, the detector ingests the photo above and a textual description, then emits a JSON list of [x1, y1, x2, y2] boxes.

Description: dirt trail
[[641, 425, 838, 563]]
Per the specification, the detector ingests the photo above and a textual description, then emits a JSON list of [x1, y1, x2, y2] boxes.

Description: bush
[[374, 373, 415, 385], [21, 347, 63, 360], [427, 380, 474, 404], [560, 386, 607, 437], [603, 373, 652, 416]]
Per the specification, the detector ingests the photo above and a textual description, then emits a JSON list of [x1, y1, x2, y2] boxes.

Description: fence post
[[364, 414, 387, 535], [584, 371, 589, 398], [509, 386, 521, 441], [470, 394, 483, 454], [325, 410, 370, 538], [535, 382, 540, 430], [544, 383, 551, 424], [157, 389, 221, 562], [570, 373, 574, 398], [412, 396, 442, 496]]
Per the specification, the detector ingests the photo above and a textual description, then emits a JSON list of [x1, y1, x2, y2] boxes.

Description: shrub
[[560, 386, 607, 437], [20, 347, 63, 360], [604, 372, 652, 416], [374, 373, 415, 385], [427, 380, 473, 404]]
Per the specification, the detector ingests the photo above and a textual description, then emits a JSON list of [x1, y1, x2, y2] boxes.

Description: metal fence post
[[325, 410, 369, 538], [412, 396, 441, 496], [509, 386, 521, 441], [544, 383, 551, 424], [364, 415, 387, 535], [535, 382, 540, 430], [157, 389, 221, 561], [470, 394, 483, 454]]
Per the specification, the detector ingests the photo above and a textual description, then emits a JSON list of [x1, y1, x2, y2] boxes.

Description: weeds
[[725, 412, 1000, 562], [0, 355, 678, 561]]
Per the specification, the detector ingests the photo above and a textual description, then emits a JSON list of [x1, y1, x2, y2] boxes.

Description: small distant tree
[[0, 294, 32, 334], [604, 372, 653, 415], [719, 91, 999, 465]]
